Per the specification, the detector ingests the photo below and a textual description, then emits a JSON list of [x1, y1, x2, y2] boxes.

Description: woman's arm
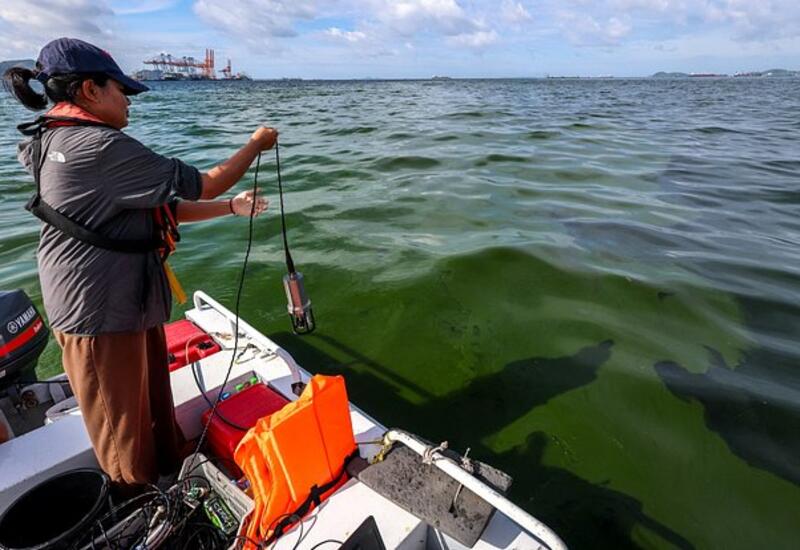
[[199, 127, 278, 200], [176, 190, 268, 223]]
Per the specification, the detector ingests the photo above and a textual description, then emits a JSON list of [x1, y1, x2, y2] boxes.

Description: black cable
[[87, 490, 163, 530], [78, 477, 221, 550], [188, 150, 261, 472], [191, 360, 248, 431], [168, 506, 202, 548], [185, 454, 241, 475], [262, 512, 298, 547], [78, 490, 165, 549], [139, 483, 170, 547], [171, 141, 296, 549], [289, 517, 305, 550], [13, 378, 67, 385], [181, 522, 227, 550], [97, 521, 112, 550], [308, 539, 343, 550], [275, 140, 295, 274], [179, 474, 212, 491], [232, 533, 266, 549]]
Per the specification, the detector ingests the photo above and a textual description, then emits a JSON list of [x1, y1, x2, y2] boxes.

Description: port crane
[[143, 49, 216, 79]]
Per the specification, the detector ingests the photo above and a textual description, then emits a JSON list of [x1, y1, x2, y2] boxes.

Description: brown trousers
[[55, 325, 184, 494]]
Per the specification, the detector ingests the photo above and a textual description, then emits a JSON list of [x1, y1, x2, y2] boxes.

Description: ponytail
[[3, 66, 111, 111], [2, 66, 48, 111]]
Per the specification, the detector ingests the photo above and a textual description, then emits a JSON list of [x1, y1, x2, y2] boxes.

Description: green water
[[1, 78, 799, 549]]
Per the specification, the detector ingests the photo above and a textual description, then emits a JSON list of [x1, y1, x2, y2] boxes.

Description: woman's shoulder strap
[[17, 115, 112, 136], [17, 117, 47, 137]]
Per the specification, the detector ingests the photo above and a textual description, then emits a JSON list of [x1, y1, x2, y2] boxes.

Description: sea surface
[[1, 78, 799, 549]]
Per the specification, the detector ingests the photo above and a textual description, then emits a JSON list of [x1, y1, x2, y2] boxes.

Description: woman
[[4, 37, 276, 496]]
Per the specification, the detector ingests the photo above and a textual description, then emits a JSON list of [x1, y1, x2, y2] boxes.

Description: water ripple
[[2, 78, 800, 549]]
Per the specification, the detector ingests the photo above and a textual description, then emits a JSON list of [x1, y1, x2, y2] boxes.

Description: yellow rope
[[163, 260, 187, 304]]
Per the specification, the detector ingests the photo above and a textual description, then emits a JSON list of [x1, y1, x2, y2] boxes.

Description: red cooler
[[202, 382, 290, 474], [164, 319, 221, 371]]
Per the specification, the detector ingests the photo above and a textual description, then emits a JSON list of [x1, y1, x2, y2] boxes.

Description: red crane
[[143, 49, 216, 79], [220, 59, 232, 79]]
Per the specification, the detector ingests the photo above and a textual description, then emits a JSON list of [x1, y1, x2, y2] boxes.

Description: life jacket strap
[[27, 198, 164, 253], [265, 450, 361, 545], [21, 118, 166, 255]]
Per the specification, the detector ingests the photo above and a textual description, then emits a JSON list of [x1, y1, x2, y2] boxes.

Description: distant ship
[[689, 73, 727, 78]]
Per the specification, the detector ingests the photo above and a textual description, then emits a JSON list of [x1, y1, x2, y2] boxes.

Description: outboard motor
[[0, 290, 49, 391]]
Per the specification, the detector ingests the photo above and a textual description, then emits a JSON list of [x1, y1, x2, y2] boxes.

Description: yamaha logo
[[7, 307, 35, 335]]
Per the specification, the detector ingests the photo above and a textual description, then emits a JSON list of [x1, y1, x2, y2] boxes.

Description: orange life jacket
[[44, 102, 106, 126], [234, 374, 358, 547]]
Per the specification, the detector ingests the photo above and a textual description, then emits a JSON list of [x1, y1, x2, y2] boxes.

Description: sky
[[1, 0, 799, 78]]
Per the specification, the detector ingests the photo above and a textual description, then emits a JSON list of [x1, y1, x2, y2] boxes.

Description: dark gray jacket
[[18, 124, 202, 335]]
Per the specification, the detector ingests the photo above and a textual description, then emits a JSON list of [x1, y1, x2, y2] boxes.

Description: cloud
[[0, 1, 213, 72], [363, 0, 505, 54], [193, 0, 501, 54], [2, 0, 797, 78], [558, 11, 632, 45], [0, 0, 114, 59], [583, 0, 800, 41], [325, 27, 367, 43], [111, 0, 177, 15], [449, 29, 498, 49], [501, 1, 533, 25], [193, 0, 503, 48], [704, 0, 800, 40], [372, 0, 481, 37], [193, 0, 317, 46]]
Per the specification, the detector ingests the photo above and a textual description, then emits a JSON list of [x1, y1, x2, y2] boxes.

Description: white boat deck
[[0, 292, 560, 549]]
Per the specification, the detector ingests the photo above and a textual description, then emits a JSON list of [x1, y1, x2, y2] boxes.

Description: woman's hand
[[231, 189, 268, 217], [250, 126, 278, 151], [200, 126, 279, 199]]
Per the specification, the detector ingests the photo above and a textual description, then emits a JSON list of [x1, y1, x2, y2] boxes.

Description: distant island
[[733, 68, 800, 77], [652, 68, 799, 78], [2, 57, 797, 81]]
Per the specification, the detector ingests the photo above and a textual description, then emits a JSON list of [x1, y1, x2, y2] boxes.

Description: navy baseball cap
[[36, 37, 149, 95]]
